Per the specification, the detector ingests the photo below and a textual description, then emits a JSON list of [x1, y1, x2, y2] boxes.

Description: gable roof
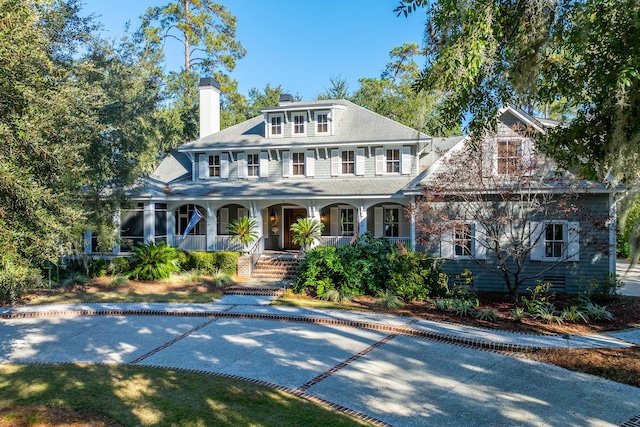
[[178, 99, 430, 152]]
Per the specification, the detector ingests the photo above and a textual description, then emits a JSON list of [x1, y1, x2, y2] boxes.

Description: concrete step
[[223, 286, 285, 296]]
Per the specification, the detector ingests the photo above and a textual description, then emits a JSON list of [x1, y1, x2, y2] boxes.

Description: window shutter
[[375, 148, 384, 175], [220, 208, 229, 234], [237, 153, 247, 179], [282, 151, 292, 177], [220, 153, 229, 179], [481, 139, 496, 176], [374, 207, 384, 237], [441, 224, 454, 259], [259, 152, 269, 178], [355, 148, 365, 176], [529, 221, 543, 261], [330, 207, 340, 235], [401, 146, 411, 175], [521, 138, 535, 175], [199, 154, 208, 179], [238, 207, 248, 219], [567, 221, 580, 261], [331, 149, 340, 176], [474, 222, 487, 260], [306, 150, 315, 177]]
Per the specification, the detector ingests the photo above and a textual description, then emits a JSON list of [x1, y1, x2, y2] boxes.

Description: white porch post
[[167, 204, 176, 248], [144, 202, 155, 244], [359, 205, 368, 236], [206, 203, 217, 251], [308, 202, 321, 249], [410, 195, 416, 250], [251, 202, 264, 239], [113, 208, 122, 255]]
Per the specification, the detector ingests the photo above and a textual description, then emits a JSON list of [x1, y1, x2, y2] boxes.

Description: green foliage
[[88, 259, 108, 278], [130, 241, 180, 281], [582, 274, 625, 300], [376, 290, 405, 310], [522, 281, 556, 314], [181, 251, 239, 276], [531, 306, 564, 325], [293, 246, 342, 298], [210, 269, 234, 288], [290, 218, 324, 254], [452, 299, 477, 317], [0, 256, 42, 304], [386, 249, 439, 301], [109, 275, 130, 288], [228, 216, 259, 249], [431, 298, 454, 311], [109, 257, 131, 276], [476, 308, 498, 322], [618, 196, 640, 258], [581, 301, 614, 322], [322, 288, 354, 303], [511, 306, 526, 322], [58, 272, 91, 288], [561, 306, 589, 324]]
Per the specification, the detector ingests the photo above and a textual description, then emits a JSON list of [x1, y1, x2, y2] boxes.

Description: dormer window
[[316, 113, 328, 134], [271, 115, 282, 135], [293, 113, 306, 135], [209, 155, 220, 177], [497, 139, 521, 175]]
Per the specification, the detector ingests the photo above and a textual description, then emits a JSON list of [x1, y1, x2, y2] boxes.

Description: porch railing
[[320, 236, 411, 247], [174, 235, 207, 251], [247, 236, 264, 272], [212, 236, 242, 252]]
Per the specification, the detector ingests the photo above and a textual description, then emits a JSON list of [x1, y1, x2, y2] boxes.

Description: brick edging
[[0, 309, 539, 353]]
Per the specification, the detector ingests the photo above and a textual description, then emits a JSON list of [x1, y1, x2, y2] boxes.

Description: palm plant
[[227, 216, 259, 250], [130, 241, 180, 281], [290, 217, 324, 257]]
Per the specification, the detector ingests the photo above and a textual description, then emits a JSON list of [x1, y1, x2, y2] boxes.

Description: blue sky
[[83, 1, 427, 100]]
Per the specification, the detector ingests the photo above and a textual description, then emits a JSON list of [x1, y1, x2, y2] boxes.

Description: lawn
[[0, 364, 371, 426]]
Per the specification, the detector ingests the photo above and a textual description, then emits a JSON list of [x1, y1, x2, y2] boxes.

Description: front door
[[284, 208, 307, 250]]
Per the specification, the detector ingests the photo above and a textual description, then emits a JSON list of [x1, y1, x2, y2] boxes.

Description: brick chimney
[[199, 77, 221, 138]]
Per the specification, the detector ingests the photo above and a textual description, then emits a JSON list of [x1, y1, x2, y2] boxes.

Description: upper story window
[[497, 139, 521, 175], [247, 153, 259, 177], [342, 150, 355, 174], [386, 149, 400, 173], [293, 114, 306, 135], [209, 155, 220, 177], [316, 113, 328, 134], [271, 116, 282, 135], [292, 152, 305, 176], [454, 223, 473, 256]]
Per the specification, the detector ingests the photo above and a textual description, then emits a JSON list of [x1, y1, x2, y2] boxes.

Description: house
[[87, 78, 616, 293]]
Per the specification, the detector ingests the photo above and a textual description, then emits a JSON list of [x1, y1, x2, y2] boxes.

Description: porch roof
[[135, 175, 413, 201]]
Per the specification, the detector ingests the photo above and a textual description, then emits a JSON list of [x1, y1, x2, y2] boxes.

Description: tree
[[317, 76, 350, 100], [228, 216, 259, 250], [290, 218, 324, 257], [414, 125, 610, 302], [350, 43, 459, 136]]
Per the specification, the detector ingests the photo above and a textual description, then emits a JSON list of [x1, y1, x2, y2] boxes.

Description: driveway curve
[[1, 295, 639, 427]]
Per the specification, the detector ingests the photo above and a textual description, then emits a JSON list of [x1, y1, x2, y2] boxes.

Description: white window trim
[[530, 220, 580, 262], [244, 151, 261, 179], [441, 221, 487, 260], [292, 113, 307, 136], [269, 113, 284, 138], [315, 111, 330, 135], [200, 153, 229, 179], [488, 136, 535, 177]]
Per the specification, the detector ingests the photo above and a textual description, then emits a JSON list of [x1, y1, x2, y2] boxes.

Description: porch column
[[358, 205, 368, 236], [251, 202, 264, 239], [308, 202, 321, 249], [144, 201, 155, 244], [410, 196, 416, 250], [206, 203, 218, 251], [167, 204, 176, 247], [83, 231, 92, 254]]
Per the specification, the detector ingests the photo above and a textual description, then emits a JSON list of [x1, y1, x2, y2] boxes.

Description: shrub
[[322, 288, 354, 303], [130, 241, 180, 281], [58, 272, 91, 288], [376, 289, 404, 309], [452, 299, 477, 317], [109, 257, 131, 276], [561, 306, 589, 323], [431, 298, 454, 311], [293, 246, 342, 297], [210, 269, 234, 288], [511, 306, 525, 322], [181, 251, 239, 276], [522, 280, 555, 314], [386, 249, 439, 301], [582, 301, 613, 322], [0, 257, 42, 304], [583, 274, 625, 301], [476, 308, 498, 322], [88, 258, 108, 278]]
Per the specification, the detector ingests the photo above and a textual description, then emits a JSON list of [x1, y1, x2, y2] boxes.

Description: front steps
[[251, 256, 300, 281], [223, 286, 284, 297]]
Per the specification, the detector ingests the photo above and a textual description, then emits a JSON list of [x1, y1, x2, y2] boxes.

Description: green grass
[[0, 364, 372, 426], [273, 292, 369, 311], [26, 291, 221, 305]]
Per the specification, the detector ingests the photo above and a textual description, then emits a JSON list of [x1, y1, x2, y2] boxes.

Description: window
[[293, 114, 305, 135], [317, 113, 328, 133], [154, 203, 167, 244], [176, 204, 204, 236], [120, 203, 145, 251], [454, 223, 473, 256], [545, 223, 565, 258], [209, 155, 220, 177], [341, 150, 355, 174], [292, 152, 305, 176], [271, 116, 282, 135], [340, 208, 355, 236], [386, 149, 400, 173], [384, 208, 399, 237], [247, 153, 259, 177], [497, 139, 521, 174]]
